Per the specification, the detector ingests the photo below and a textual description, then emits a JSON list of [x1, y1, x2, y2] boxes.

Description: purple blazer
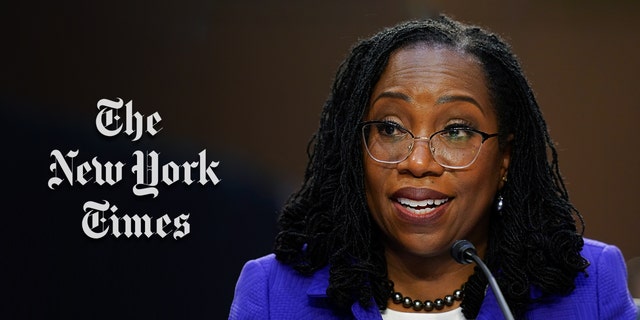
[[229, 238, 637, 319]]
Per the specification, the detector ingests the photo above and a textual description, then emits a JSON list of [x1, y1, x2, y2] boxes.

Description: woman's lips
[[391, 187, 451, 223], [396, 197, 449, 215]]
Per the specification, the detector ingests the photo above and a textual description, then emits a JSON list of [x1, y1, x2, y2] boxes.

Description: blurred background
[[2, 0, 639, 318]]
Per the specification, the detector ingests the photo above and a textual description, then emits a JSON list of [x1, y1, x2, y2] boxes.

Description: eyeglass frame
[[359, 120, 499, 169]]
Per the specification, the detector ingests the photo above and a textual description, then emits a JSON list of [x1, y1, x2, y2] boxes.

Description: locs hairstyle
[[274, 15, 588, 318]]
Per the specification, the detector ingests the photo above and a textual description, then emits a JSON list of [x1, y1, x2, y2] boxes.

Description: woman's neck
[[383, 240, 486, 311]]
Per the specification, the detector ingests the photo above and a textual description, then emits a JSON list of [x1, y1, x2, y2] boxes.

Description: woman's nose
[[397, 140, 444, 177]]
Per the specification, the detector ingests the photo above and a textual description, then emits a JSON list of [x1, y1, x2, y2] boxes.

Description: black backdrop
[[3, 101, 281, 318]]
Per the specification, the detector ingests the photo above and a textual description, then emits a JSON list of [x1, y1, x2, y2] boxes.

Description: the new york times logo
[[48, 98, 221, 239]]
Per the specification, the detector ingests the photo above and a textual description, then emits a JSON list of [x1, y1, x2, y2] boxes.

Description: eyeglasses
[[360, 120, 498, 169]]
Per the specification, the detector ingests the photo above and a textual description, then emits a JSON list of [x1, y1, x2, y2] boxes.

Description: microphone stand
[[451, 240, 515, 320]]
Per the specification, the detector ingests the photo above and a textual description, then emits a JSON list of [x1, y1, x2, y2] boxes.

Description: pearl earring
[[496, 194, 504, 212]]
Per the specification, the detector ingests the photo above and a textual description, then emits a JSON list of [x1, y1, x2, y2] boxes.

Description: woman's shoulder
[[245, 253, 278, 267], [508, 238, 637, 319], [580, 237, 625, 264], [237, 253, 288, 281], [575, 237, 637, 319], [230, 254, 338, 318], [582, 237, 616, 251], [235, 253, 326, 293]]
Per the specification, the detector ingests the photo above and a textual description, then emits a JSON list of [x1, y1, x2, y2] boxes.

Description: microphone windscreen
[[450, 239, 476, 264]]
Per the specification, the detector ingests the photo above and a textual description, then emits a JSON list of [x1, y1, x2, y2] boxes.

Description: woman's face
[[363, 45, 510, 258]]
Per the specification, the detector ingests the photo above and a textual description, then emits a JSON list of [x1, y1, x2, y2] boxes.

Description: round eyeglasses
[[360, 120, 498, 169]]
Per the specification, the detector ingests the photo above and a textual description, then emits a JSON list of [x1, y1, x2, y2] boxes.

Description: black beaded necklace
[[387, 280, 464, 312]]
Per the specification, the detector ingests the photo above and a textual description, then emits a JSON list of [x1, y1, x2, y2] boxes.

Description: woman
[[229, 15, 637, 319]]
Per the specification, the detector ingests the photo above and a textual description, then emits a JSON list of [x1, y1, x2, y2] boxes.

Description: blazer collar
[[306, 264, 330, 298], [306, 265, 382, 319]]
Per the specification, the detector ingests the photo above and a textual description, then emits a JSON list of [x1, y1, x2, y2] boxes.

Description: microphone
[[450, 240, 515, 320]]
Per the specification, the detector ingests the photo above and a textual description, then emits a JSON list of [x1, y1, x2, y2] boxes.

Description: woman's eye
[[376, 123, 401, 136], [443, 127, 473, 141]]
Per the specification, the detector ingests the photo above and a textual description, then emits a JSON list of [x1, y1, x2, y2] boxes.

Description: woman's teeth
[[397, 197, 449, 214]]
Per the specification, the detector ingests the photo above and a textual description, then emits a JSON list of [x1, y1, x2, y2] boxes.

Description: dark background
[[2, 1, 639, 318]]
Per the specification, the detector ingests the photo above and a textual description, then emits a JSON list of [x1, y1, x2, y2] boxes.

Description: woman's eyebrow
[[436, 95, 485, 115], [372, 91, 412, 104]]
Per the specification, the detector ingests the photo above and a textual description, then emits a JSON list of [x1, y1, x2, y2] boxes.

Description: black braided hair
[[274, 15, 589, 319]]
